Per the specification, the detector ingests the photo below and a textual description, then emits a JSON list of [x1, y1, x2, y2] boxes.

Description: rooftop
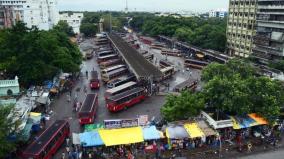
[[108, 33, 162, 79]]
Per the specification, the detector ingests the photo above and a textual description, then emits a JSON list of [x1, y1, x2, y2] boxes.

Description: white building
[[209, 9, 228, 18], [59, 12, 83, 34], [0, 0, 59, 30]]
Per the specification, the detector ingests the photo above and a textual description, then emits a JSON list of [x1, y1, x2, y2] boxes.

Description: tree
[[269, 60, 284, 72], [53, 20, 75, 36], [201, 59, 284, 122], [80, 23, 97, 37], [161, 91, 204, 122], [0, 22, 82, 86], [0, 105, 20, 158]]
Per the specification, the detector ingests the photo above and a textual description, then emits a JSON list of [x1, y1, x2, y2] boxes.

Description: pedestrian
[[62, 152, 66, 159], [41, 114, 46, 127], [69, 90, 72, 96], [84, 86, 87, 96], [85, 70, 88, 79], [66, 137, 70, 146], [67, 94, 71, 102]]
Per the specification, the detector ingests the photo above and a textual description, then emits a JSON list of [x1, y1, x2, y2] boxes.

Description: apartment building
[[0, 0, 59, 30], [59, 12, 84, 34], [253, 0, 284, 62], [226, 0, 257, 57], [209, 9, 228, 18]]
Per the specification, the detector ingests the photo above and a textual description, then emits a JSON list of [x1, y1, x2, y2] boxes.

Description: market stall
[[143, 126, 162, 140], [99, 127, 144, 146], [79, 130, 104, 147], [184, 123, 205, 138]]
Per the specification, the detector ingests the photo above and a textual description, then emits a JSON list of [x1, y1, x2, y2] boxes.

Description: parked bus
[[101, 68, 128, 83], [184, 59, 209, 69], [21, 120, 70, 159], [174, 79, 198, 92], [106, 87, 146, 112], [150, 43, 166, 50], [95, 38, 108, 46], [98, 50, 113, 57], [89, 71, 100, 89], [105, 81, 137, 99], [159, 59, 174, 68], [97, 54, 118, 63], [161, 66, 175, 79], [161, 49, 182, 57], [99, 59, 122, 69], [78, 93, 98, 125], [101, 64, 125, 76], [107, 74, 136, 89]]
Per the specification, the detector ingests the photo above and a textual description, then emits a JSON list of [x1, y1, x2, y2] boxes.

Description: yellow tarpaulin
[[248, 113, 268, 125], [184, 123, 205, 138], [231, 117, 241, 130], [98, 127, 144, 146], [30, 112, 41, 117]]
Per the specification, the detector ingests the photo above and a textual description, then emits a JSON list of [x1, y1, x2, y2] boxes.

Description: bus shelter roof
[[98, 127, 143, 146]]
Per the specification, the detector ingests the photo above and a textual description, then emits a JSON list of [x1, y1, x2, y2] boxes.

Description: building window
[[7, 89, 13, 96]]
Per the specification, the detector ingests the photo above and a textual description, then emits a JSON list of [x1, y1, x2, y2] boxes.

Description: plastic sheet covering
[[84, 123, 104, 132], [99, 127, 143, 146], [231, 115, 259, 130], [143, 126, 161, 140], [20, 123, 33, 141], [166, 125, 189, 139], [196, 120, 217, 137], [248, 113, 268, 125], [79, 130, 104, 147], [72, 133, 81, 145], [184, 123, 205, 138]]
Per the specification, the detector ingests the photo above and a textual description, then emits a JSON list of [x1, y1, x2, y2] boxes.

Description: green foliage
[[0, 22, 82, 86], [269, 60, 284, 72], [0, 105, 19, 158], [161, 91, 204, 122], [130, 16, 226, 52], [201, 59, 284, 122], [80, 23, 98, 37], [53, 20, 75, 36]]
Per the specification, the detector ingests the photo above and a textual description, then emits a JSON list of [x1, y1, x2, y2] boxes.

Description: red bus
[[89, 71, 100, 89], [21, 120, 70, 159], [97, 54, 118, 63], [184, 59, 209, 69], [105, 81, 137, 99], [99, 59, 122, 69], [106, 87, 147, 112], [78, 93, 98, 125]]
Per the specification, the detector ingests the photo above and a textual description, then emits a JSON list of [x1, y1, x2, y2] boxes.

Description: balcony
[[253, 45, 284, 57], [258, 5, 284, 10]]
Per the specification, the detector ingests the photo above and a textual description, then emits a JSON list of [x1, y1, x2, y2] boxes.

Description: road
[[50, 38, 166, 158], [238, 148, 284, 159]]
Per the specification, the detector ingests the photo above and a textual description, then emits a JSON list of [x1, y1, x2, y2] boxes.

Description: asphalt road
[[238, 148, 284, 159]]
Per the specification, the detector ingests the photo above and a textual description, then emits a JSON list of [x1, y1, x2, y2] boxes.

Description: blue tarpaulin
[[79, 131, 104, 147], [143, 126, 161, 140], [44, 81, 54, 89]]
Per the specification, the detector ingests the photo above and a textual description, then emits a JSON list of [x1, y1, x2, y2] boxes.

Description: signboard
[[138, 115, 149, 126], [121, 118, 138, 128], [104, 118, 139, 129], [104, 120, 122, 129]]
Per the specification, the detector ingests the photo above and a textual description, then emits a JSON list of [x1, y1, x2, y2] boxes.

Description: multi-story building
[[59, 12, 84, 34], [226, 0, 257, 57], [0, 0, 59, 30], [209, 9, 228, 18], [253, 0, 284, 62]]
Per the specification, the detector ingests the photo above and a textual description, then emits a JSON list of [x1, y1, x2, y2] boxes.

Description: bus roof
[[107, 68, 128, 76], [100, 59, 120, 65], [80, 93, 97, 112], [174, 79, 198, 90], [102, 64, 125, 72], [23, 120, 68, 155], [98, 50, 113, 54], [185, 59, 209, 65], [98, 54, 117, 59], [106, 81, 137, 94], [90, 71, 98, 80], [161, 66, 174, 73], [109, 87, 144, 101]]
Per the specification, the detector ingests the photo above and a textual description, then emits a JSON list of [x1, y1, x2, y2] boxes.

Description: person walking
[[85, 70, 88, 79], [67, 94, 71, 102]]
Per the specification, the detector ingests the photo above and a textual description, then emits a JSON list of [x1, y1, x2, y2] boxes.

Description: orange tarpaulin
[[248, 113, 268, 125]]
